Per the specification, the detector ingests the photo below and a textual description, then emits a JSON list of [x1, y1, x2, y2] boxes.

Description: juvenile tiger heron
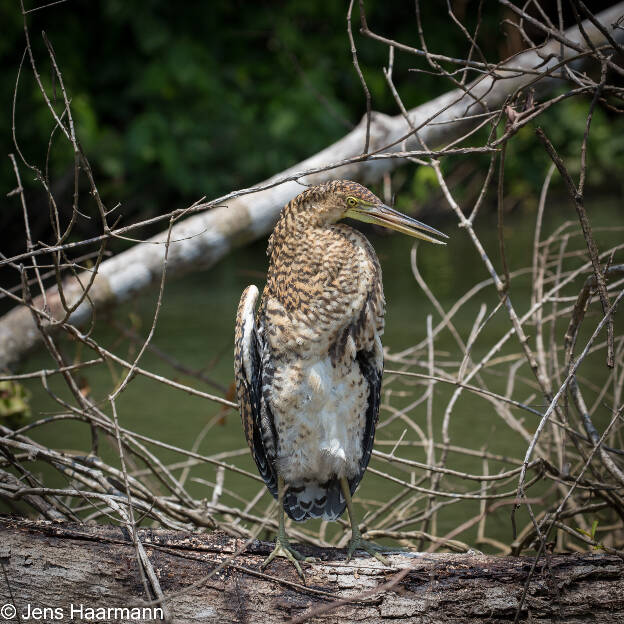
[[234, 180, 447, 577]]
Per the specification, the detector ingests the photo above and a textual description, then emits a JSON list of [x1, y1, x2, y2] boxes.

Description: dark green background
[[2, 0, 623, 263]]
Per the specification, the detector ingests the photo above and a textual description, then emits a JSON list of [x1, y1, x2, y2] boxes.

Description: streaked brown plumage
[[234, 180, 447, 577]]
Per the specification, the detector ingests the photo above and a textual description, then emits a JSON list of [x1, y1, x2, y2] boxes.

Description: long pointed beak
[[348, 203, 448, 245]]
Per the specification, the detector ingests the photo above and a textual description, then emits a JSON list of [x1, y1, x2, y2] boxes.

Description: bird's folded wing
[[349, 345, 382, 495], [234, 285, 278, 498]]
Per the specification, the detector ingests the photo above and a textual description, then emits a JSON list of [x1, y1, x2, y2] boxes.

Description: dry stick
[[0, 449, 72, 521], [109, 398, 170, 622], [410, 246, 469, 365], [360, 487, 411, 531], [587, 337, 624, 414], [432, 159, 554, 394], [499, 0, 624, 78], [511, 501, 611, 553], [431, 503, 513, 555], [29, 387, 260, 484], [564, 268, 624, 384], [0, 143, 492, 272], [109, 211, 176, 402], [513, 403, 624, 624], [550, 234, 571, 410], [40, 32, 102, 321], [536, 126, 614, 368], [19, 5, 108, 233], [382, 44, 427, 164], [19, 367, 230, 524], [0, 288, 237, 408], [385, 370, 542, 418], [358, 0, 602, 76], [17, 265, 110, 469], [569, 0, 613, 78], [431, 116, 621, 568], [565, 265, 624, 488], [570, 378, 624, 488], [392, 265, 528, 359], [420, 161, 620, 460], [445, 0, 488, 83], [427, 158, 567, 514], [28, 381, 262, 515], [468, 150, 498, 224], [179, 420, 221, 489], [531, 164, 556, 378], [347, 0, 371, 154], [513, 288, 624, 527], [415, 0, 500, 128], [22, 320, 203, 509], [408, 154, 535, 533], [532, 166, 563, 477], [0, 431, 193, 530], [8, 154, 47, 308], [459, 303, 494, 380], [366, 465, 544, 501], [366, 528, 470, 552], [384, 37, 512, 447], [476, 456, 511, 554], [573, 0, 624, 55], [374, 449, 548, 484], [11, 13, 112, 384], [553, 520, 624, 555], [417, 315, 437, 549], [0, 249, 112, 302], [0, 433, 193, 530], [110, 320, 227, 394], [497, 138, 510, 291]]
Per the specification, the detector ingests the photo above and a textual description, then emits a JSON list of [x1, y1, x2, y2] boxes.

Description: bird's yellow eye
[[347, 197, 358, 207]]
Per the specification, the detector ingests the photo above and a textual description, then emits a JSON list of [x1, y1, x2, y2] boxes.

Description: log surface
[[0, 517, 623, 623]]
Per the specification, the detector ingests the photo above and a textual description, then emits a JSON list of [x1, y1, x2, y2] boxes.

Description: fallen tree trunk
[[1, 517, 623, 623], [1, 3, 623, 369]]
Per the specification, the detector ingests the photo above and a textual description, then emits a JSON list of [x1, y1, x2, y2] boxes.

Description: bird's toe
[[345, 535, 391, 566], [260, 538, 309, 581]]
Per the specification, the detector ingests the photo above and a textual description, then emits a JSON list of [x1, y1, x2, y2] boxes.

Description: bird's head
[[328, 180, 448, 245]]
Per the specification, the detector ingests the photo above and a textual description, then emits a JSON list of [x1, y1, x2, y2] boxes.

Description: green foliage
[[577, 519, 606, 550], [2, 1, 623, 256], [503, 98, 624, 206], [0, 381, 31, 429], [408, 166, 439, 205]]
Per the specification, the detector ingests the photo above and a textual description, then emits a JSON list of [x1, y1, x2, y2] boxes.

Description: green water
[[9, 198, 623, 550]]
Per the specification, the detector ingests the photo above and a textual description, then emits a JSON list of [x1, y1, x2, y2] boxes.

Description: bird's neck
[[267, 199, 335, 259]]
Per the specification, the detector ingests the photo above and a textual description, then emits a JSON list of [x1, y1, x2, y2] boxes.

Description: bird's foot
[[346, 531, 391, 566], [260, 535, 314, 581]]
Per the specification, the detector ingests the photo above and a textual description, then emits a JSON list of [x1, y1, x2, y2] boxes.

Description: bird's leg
[[261, 476, 311, 580], [340, 477, 390, 565]]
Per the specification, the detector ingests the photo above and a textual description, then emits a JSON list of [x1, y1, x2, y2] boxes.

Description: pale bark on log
[[1, 3, 623, 369], [1, 517, 623, 623]]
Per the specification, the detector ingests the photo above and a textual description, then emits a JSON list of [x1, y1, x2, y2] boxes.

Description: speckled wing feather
[[351, 347, 382, 494], [234, 285, 278, 499]]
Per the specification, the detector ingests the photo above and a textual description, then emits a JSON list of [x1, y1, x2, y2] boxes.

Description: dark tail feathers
[[283, 478, 356, 522]]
